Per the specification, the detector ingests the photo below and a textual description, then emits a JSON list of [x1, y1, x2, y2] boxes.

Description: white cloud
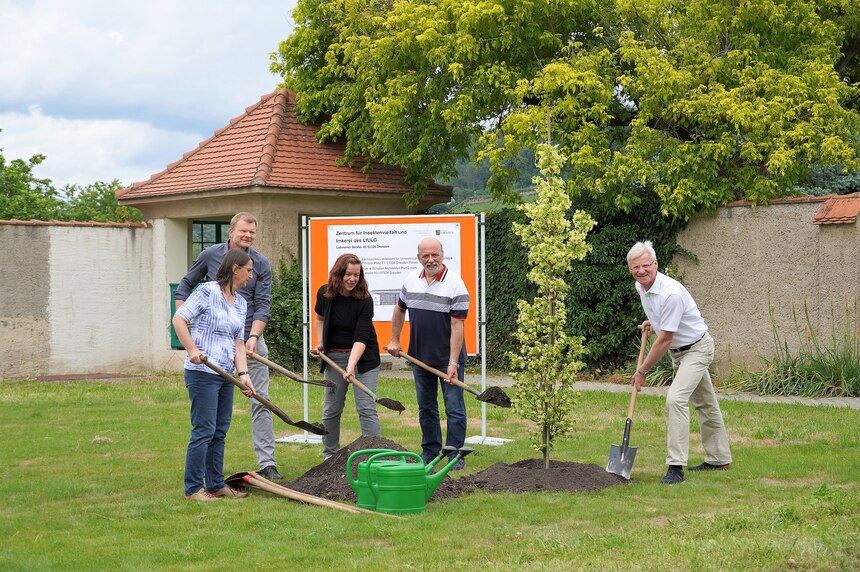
[[0, 106, 204, 188], [0, 0, 296, 187]]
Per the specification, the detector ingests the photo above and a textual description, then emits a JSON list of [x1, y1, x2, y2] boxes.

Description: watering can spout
[[425, 447, 475, 501], [425, 446, 458, 474]]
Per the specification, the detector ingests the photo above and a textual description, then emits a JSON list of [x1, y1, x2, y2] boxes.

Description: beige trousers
[[666, 333, 732, 466]]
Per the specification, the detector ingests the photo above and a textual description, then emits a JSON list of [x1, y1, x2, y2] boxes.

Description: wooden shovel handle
[[395, 350, 481, 397], [201, 357, 296, 426], [248, 351, 304, 382], [247, 472, 400, 518], [315, 352, 376, 398], [248, 351, 331, 387], [628, 328, 649, 419]]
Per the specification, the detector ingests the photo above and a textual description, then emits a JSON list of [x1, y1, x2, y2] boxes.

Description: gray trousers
[[248, 336, 276, 469], [666, 333, 732, 466], [321, 351, 381, 457]]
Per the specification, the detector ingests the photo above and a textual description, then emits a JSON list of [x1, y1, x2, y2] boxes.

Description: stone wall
[[2, 195, 856, 379], [0, 221, 154, 379], [675, 197, 860, 374]]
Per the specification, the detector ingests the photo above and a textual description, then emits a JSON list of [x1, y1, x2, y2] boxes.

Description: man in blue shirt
[[175, 212, 282, 480]]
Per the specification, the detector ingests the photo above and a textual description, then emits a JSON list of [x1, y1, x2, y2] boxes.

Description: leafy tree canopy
[[0, 149, 63, 220], [273, 0, 860, 218], [1, 135, 142, 223]]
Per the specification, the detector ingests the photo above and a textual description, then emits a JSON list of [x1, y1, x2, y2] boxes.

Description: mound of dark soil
[[288, 435, 407, 502], [287, 436, 627, 502]]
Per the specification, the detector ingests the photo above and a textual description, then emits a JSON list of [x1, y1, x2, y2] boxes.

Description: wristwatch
[[237, 371, 249, 376]]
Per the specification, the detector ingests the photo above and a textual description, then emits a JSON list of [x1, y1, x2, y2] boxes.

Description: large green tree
[[273, 0, 860, 217], [63, 180, 143, 223]]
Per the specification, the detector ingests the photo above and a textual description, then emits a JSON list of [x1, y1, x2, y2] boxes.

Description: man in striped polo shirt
[[388, 237, 471, 469]]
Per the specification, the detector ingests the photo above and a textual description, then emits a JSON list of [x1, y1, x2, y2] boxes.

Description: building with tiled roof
[[118, 88, 452, 262]]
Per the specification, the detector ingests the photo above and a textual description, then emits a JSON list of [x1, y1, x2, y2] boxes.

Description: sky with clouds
[[0, 0, 298, 189]]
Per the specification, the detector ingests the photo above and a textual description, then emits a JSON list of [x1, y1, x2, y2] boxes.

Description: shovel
[[605, 328, 649, 479], [247, 351, 335, 388], [225, 471, 399, 518], [392, 350, 511, 408], [314, 352, 406, 412], [201, 356, 327, 435]]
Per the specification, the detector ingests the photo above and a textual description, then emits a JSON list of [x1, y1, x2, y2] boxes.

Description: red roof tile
[[812, 193, 860, 225], [117, 89, 451, 201]]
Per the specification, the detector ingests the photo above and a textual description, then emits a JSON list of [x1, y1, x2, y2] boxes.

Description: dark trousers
[[413, 363, 467, 462]]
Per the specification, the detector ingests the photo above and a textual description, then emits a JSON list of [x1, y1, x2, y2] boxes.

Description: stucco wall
[[0, 225, 51, 377], [0, 223, 153, 379], [5, 196, 854, 379], [675, 201, 859, 373]]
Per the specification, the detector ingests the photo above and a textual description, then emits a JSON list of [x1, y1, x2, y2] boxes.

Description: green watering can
[[347, 446, 475, 514]]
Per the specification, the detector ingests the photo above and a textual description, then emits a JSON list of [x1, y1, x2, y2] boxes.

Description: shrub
[[266, 255, 304, 372]]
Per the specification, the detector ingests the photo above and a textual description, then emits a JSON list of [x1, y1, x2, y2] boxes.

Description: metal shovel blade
[[606, 416, 637, 479], [606, 443, 637, 480], [293, 420, 327, 435]]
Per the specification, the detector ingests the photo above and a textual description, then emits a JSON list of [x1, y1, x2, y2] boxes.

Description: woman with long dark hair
[[172, 248, 256, 501], [310, 253, 381, 459]]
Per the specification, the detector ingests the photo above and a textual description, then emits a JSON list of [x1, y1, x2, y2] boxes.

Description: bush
[[266, 255, 304, 372]]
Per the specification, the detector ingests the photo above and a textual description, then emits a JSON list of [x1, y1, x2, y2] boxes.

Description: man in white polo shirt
[[628, 240, 732, 484], [387, 237, 470, 469]]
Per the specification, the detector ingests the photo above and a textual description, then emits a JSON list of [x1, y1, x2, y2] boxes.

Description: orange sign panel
[[308, 215, 479, 355]]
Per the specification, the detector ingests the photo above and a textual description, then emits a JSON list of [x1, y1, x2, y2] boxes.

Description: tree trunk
[[543, 424, 550, 469]]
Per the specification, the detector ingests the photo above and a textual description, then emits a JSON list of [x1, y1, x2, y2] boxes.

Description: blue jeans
[[184, 369, 234, 496], [413, 363, 467, 462]]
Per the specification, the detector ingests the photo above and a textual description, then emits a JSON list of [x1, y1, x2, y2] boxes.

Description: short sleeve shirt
[[397, 265, 469, 366], [635, 272, 707, 348], [175, 281, 247, 372]]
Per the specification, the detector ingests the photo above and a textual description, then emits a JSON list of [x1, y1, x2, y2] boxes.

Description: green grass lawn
[[1, 373, 857, 570]]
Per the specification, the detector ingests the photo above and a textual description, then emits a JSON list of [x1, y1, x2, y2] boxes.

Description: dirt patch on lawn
[[287, 435, 627, 502]]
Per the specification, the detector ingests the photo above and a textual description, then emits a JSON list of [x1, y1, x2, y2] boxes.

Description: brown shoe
[[211, 485, 248, 499], [185, 489, 221, 502]]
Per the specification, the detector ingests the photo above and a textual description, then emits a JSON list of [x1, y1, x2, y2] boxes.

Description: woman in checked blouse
[[172, 249, 257, 502]]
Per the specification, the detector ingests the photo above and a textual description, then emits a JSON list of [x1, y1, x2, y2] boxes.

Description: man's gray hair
[[626, 240, 657, 264], [418, 236, 444, 253]]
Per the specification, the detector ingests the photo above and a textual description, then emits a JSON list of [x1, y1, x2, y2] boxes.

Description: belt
[[671, 334, 705, 353], [328, 348, 352, 353]]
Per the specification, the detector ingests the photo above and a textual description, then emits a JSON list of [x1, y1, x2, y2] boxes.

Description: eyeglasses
[[628, 261, 656, 272]]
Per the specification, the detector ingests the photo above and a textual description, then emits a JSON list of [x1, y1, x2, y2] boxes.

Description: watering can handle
[[346, 449, 398, 488], [366, 451, 424, 468]]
